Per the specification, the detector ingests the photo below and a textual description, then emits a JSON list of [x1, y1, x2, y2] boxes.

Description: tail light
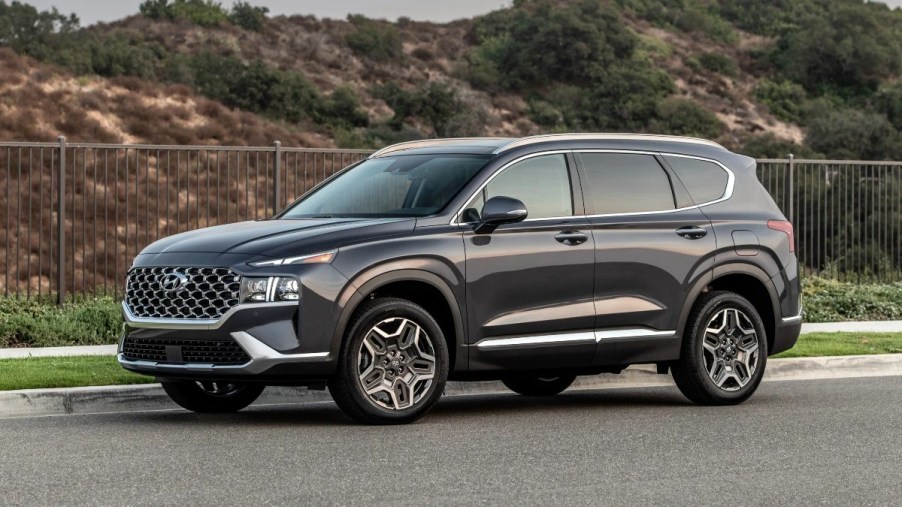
[[767, 220, 795, 253]]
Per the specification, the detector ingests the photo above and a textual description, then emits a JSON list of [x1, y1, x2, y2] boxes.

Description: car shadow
[[115, 385, 693, 427]]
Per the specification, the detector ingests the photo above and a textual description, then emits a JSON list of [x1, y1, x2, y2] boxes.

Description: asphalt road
[[1, 376, 900, 505]]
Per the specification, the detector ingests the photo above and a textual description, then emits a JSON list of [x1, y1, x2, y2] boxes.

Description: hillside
[[1, 0, 902, 158]]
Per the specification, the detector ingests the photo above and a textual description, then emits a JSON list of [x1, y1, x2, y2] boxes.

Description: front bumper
[[119, 301, 337, 381]]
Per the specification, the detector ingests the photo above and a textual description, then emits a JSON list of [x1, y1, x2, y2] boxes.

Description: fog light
[[276, 278, 299, 301], [240, 277, 269, 302]]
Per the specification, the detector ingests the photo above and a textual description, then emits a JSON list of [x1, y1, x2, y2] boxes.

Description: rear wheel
[[672, 291, 768, 405], [161, 380, 264, 413], [502, 375, 576, 396], [329, 298, 449, 424]]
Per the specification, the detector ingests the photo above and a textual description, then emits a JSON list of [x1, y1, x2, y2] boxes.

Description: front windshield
[[281, 154, 491, 218]]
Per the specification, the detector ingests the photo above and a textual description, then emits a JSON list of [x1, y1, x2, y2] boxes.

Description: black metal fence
[[757, 157, 902, 283], [2, 140, 901, 303], [0, 139, 370, 302]]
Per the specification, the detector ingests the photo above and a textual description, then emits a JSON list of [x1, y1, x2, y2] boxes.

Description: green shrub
[[316, 86, 369, 129], [375, 81, 461, 136], [673, 6, 738, 45], [617, 0, 737, 45], [739, 133, 821, 159], [229, 1, 268, 32], [774, 4, 901, 95], [473, 0, 638, 89], [139, 0, 228, 27], [874, 83, 902, 131], [0, 0, 80, 60], [650, 97, 723, 138], [805, 109, 902, 160], [0, 296, 122, 348], [802, 277, 902, 322], [697, 51, 737, 77], [754, 79, 806, 123], [166, 51, 367, 129], [345, 14, 403, 63]]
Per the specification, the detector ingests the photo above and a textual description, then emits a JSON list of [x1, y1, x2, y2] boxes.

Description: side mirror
[[475, 196, 528, 234]]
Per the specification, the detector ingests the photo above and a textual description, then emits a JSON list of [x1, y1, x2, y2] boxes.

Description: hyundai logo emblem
[[160, 272, 188, 293]]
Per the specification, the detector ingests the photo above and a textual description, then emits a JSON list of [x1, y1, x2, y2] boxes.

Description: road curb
[[1, 354, 899, 419]]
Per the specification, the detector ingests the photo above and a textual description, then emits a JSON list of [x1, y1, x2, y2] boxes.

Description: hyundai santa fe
[[119, 134, 802, 424]]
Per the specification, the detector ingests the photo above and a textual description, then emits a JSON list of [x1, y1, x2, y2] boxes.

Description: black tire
[[672, 291, 768, 405], [328, 297, 449, 425], [161, 380, 264, 413], [502, 375, 576, 396]]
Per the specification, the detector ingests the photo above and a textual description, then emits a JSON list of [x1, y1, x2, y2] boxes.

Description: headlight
[[240, 276, 300, 303], [249, 250, 336, 267]]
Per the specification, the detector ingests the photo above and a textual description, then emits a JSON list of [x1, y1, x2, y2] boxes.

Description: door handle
[[555, 231, 588, 245], [676, 226, 707, 239]]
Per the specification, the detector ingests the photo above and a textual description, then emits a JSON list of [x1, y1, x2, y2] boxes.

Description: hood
[[140, 217, 417, 258]]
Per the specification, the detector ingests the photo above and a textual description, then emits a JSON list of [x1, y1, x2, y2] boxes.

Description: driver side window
[[462, 154, 573, 222]]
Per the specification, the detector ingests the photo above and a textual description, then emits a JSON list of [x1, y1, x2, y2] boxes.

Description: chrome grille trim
[[125, 267, 241, 320]]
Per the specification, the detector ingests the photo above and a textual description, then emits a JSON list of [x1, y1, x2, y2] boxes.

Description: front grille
[[122, 337, 251, 365], [125, 267, 240, 319]]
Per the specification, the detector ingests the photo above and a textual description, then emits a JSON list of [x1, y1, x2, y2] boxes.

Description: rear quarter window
[[664, 156, 730, 204]]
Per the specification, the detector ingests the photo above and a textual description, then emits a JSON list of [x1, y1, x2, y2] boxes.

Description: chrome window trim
[[451, 149, 735, 225], [451, 150, 571, 225], [121, 301, 297, 330]]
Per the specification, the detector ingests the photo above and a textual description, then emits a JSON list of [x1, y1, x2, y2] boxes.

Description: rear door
[[461, 153, 597, 370], [575, 151, 716, 365]]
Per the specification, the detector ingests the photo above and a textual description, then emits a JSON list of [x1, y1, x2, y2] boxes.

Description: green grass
[[1, 333, 901, 391], [0, 355, 154, 391], [773, 332, 902, 359]]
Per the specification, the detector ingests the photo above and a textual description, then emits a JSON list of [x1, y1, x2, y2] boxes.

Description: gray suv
[[119, 134, 802, 424]]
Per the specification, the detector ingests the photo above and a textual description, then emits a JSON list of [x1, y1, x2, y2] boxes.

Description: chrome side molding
[[475, 328, 677, 350]]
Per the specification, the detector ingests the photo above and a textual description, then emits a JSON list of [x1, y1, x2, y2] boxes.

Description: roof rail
[[494, 133, 726, 154], [370, 138, 512, 158]]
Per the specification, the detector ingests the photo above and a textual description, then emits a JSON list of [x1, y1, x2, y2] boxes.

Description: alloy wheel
[[701, 308, 760, 391], [356, 317, 437, 410]]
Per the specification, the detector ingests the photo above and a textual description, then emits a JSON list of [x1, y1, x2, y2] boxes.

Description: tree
[[229, 1, 268, 32], [775, 4, 902, 94], [806, 110, 902, 160], [0, 1, 79, 59], [475, 0, 637, 89]]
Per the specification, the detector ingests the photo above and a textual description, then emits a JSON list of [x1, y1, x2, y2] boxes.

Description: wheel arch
[[332, 267, 466, 372], [679, 263, 779, 356]]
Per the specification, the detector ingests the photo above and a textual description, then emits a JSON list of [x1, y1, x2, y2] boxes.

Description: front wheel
[[502, 375, 576, 396], [672, 291, 768, 405], [161, 380, 264, 413], [328, 298, 449, 425]]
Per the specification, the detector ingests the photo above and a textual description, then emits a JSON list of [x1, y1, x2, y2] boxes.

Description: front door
[[461, 153, 596, 370]]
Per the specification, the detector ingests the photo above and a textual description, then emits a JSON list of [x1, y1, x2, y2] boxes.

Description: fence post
[[57, 136, 66, 306], [273, 140, 282, 215], [787, 153, 795, 225]]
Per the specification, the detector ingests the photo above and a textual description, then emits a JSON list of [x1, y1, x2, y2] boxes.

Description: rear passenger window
[[665, 156, 729, 204], [579, 153, 675, 215], [463, 154, 573, 221]]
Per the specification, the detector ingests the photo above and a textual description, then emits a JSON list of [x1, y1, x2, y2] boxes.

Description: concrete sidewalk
[[0, 344, 118, 359], [0, 354, 899, 419], [3, 320, 902, 359]]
